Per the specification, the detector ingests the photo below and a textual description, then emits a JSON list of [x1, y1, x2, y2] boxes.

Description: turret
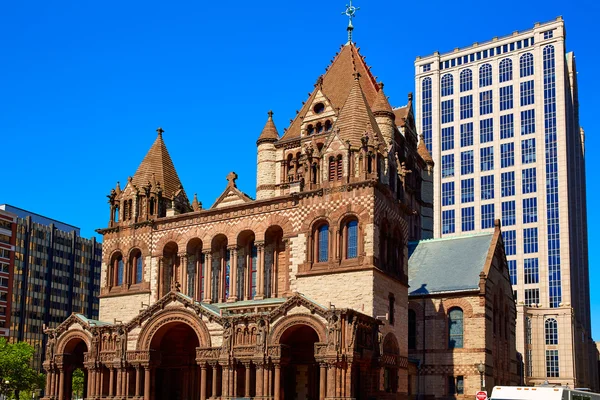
[[372, 82, 396, 147], [256, 111, 279, 200]]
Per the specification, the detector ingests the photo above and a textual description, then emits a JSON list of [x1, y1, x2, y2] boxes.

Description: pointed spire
[[372, 82, 395, 116], [191, 194, 202, 211], [257, 110, 279, 145], [131, 128, 185, 198], [115, 181, 121, 195], [417, 134, 434, 165]]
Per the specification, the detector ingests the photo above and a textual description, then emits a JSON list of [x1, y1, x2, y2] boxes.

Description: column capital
[[255, 241, 266, 249], [202, 248, 212, 256], [227, 244, 239, 251]]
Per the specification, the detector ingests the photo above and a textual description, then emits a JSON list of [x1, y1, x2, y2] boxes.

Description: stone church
[[41, 33, 516, 400]]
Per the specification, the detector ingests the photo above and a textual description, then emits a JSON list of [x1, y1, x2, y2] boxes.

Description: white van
[[490, 386, 600, 400]]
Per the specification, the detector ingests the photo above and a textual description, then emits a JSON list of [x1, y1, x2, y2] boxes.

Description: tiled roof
[[334, 74, 383, 148], [131, 131, 183, 198], [408, 233, 494, 296], [281, 43, 380, 141], [371, 83, 394, 115], [393, 106, 409, 128], [417, 135, 434, 164], [257, 110, 279, 144]]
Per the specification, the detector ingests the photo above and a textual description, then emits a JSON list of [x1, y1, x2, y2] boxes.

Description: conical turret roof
[[131, 128, 184, 198], [372, 83, 394, 115], [417, 135, 434, 165], [257, 110, 279, 144]]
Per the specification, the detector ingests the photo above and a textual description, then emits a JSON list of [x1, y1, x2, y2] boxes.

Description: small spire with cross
[[226, 171, 238, 187], [156, 127, 164, 137], [342, 1, 360, 43]]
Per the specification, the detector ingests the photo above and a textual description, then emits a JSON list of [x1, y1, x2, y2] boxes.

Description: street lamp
[[476, 362, 485, 391]]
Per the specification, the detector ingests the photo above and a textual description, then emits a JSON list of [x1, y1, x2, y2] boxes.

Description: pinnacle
[[257, 110, 279, 144], [372, 82, 394, 115]]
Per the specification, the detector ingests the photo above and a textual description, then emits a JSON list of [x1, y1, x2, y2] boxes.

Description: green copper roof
[[408, 233, 493, 296]]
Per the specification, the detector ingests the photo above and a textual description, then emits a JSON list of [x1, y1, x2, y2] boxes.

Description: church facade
[[42, 40, 434, 400]]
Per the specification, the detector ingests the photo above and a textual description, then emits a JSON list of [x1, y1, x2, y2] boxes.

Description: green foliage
[[0, 338, 45, 399], [71, 369, 84, 399]]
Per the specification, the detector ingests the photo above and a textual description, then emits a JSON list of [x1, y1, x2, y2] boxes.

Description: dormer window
[[307, 124, 314, 135], [316, 122, 323, 134], [325, 120, 332, 131], [313, 103, 325, 114]]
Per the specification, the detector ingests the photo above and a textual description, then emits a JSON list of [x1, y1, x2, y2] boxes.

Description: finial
[[342, 1, 360, 43], [379, 82, 384, 90], [268, 110, 274, 118], [226, 171, 238, 187], [156, 127, 164, 137], [353, 72, 361, 81]]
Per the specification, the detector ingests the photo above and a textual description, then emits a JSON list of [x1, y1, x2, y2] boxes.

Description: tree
[[71, 369, 84, 400], [0, 338, 45, 400]]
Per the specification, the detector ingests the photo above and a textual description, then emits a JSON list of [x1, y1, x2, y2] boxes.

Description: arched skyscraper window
[[441, 74, 454, 97], [479, 64, 492, 87], [448, 307, 464, 348], [545, 318, 558, 345], [520, 53, 534, 77], [499, 58, 513, 82], [460, 69, 472, 92]]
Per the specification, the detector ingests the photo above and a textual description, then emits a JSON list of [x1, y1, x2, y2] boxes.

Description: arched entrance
[[280, 324, 320, 400], [60, 338, 88, 400], [150, 322, 200, 400]]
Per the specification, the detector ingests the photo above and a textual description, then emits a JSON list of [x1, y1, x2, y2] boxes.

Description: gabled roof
[[281, 42, 380, 141], [211, 172, 253, 209], [408, 233, 494, 296], [131, 129, 184, 198], [334, 74, 384, 148], [52, 313, 112, 336]]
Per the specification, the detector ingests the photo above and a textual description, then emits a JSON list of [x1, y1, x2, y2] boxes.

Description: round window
[[313, 103, 325, 114]]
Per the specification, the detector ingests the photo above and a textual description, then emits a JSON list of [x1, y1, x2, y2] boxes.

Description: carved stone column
[[200, 364, 207, 400], [255, 362, 264, 397], [263, 363, 269, 398], [274, 363, 281, 400], [135, 366, 141, 397], [255, 242, 265, 299], [244, 362, 251, 398], [143, 365, 151, 400], [327, 363, 336, 398], [58, 368, 65, 400], [228, 246, 238, 302], [179, 253, 188, 291], [203, 250, 212, 303], [320, 363, 327, 400], [211, 363, 218, 399]]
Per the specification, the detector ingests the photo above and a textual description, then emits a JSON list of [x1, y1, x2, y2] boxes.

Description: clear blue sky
[[2, 1, 599, 335]]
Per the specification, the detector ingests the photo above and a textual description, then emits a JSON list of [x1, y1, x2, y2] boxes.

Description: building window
[[520, 80, 535, 106], [422, 63, 431, 72], [480, 118, 494, 144], [460, 69, 472, 92], [479, 63, 492, 87], [521, 109, 536, 135], [545, 318, 558, 345], [442, 182, 455, 206], [480, 146, 494, 171], [500, 142, 514, 168], [441, 73, 454, 97], [525, 288, 540, 306], [500, 114, 514, 139], [543, 30, 554, 40], [546, 350, 559, 377], [501, 171, 515, 197], [448, 376, 464, 395], [250, 245, 258, 299], [460, 122, 473, 147], [408, 309, 417, 349], [442, 154, 454, 178], [523, 197, 538, 223], [526, 318, 532, 344], [442, 210, 455, 234], [499, 86, 513, 111], [499, 58, 513, 82], [481, 204, 495, 229], [481, 175, 494, 200], [502, 200, 516, 226], [461, 178, 474, 203], [522, 138, 536, 164], [388, 294, 395, 325], [459, 95, 473, 120], [480, 90, 493, 115], [317, 224, 329, 262], [523, 227, 538, 254], [508, 260, 517, 285], [448, 308, 464, 348], [461, 207, 475, 232], [503, 230, 516, 256], [524, 257, 539, 284], [422, 78, 432, 152], [346, 219, 358, 259], [0, 277, 7, 288], [442, 127, 454, 151], [526, 349, 533, 377], [441, 99, 454, 124], [460, 150, 474, 175], [520, 53, 534, 77], [522, 168, 537, 194]]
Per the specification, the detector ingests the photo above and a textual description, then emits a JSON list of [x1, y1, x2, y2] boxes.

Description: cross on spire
[[226, 171, 238, 187], [342, 1, 360, 43], [156, 127, 164, 137]]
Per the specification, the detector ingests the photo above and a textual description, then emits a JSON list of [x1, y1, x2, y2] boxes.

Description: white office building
[[414, 17, 597, 389]]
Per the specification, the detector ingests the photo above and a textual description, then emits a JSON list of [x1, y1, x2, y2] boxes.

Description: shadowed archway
[[280, 324, 320, 400]]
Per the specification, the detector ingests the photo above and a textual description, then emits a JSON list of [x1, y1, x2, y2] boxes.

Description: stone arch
[[137, 308, 211, 351], [257, 214, 294, 239], [270, 314, 327, 344], [441, 298, 474, 318], [382, 332, 399, 355], [300, 209, 331, 232], [153, 230, 187, 256], [57, 329, 92, 355], [128, 238, 150, 258], [103, 247, 125, 266]]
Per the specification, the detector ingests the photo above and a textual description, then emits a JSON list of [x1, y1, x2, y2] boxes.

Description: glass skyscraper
[[414, 18, 596, 389]]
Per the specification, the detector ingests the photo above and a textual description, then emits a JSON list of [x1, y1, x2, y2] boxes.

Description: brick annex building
[[42, 38, 516, 400]]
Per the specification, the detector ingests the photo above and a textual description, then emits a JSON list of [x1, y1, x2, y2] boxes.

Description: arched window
[[346, 219, 358, 259], [307, 124, 314, 135], [328, 157, 336, 181], [311, 163, 318, 184], [336, 155, 343, 180], [250, 245, 258, 299], [324, 120, 332, 131], [149, 198, 155, 216], [520, 53, 534, 77], [441, 74, 454, 97], [448, 307, 464, 349], [499, 58, 513, 82], [110, 252, 123, 287], [526, 317, 532, 345], [408, 309, 417, 349], [117, 257, 124, 286], [479, 64, 492, 87], [316, 122, 323, 134], [317, 224, 329, 262], [459, 69, 472, 92], [129, 249, 143, 284], [114, 206, 120, 222], [545, 318, 558, 345]]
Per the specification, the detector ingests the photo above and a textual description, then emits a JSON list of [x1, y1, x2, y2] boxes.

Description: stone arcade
[[42, 39, 434, 400]]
